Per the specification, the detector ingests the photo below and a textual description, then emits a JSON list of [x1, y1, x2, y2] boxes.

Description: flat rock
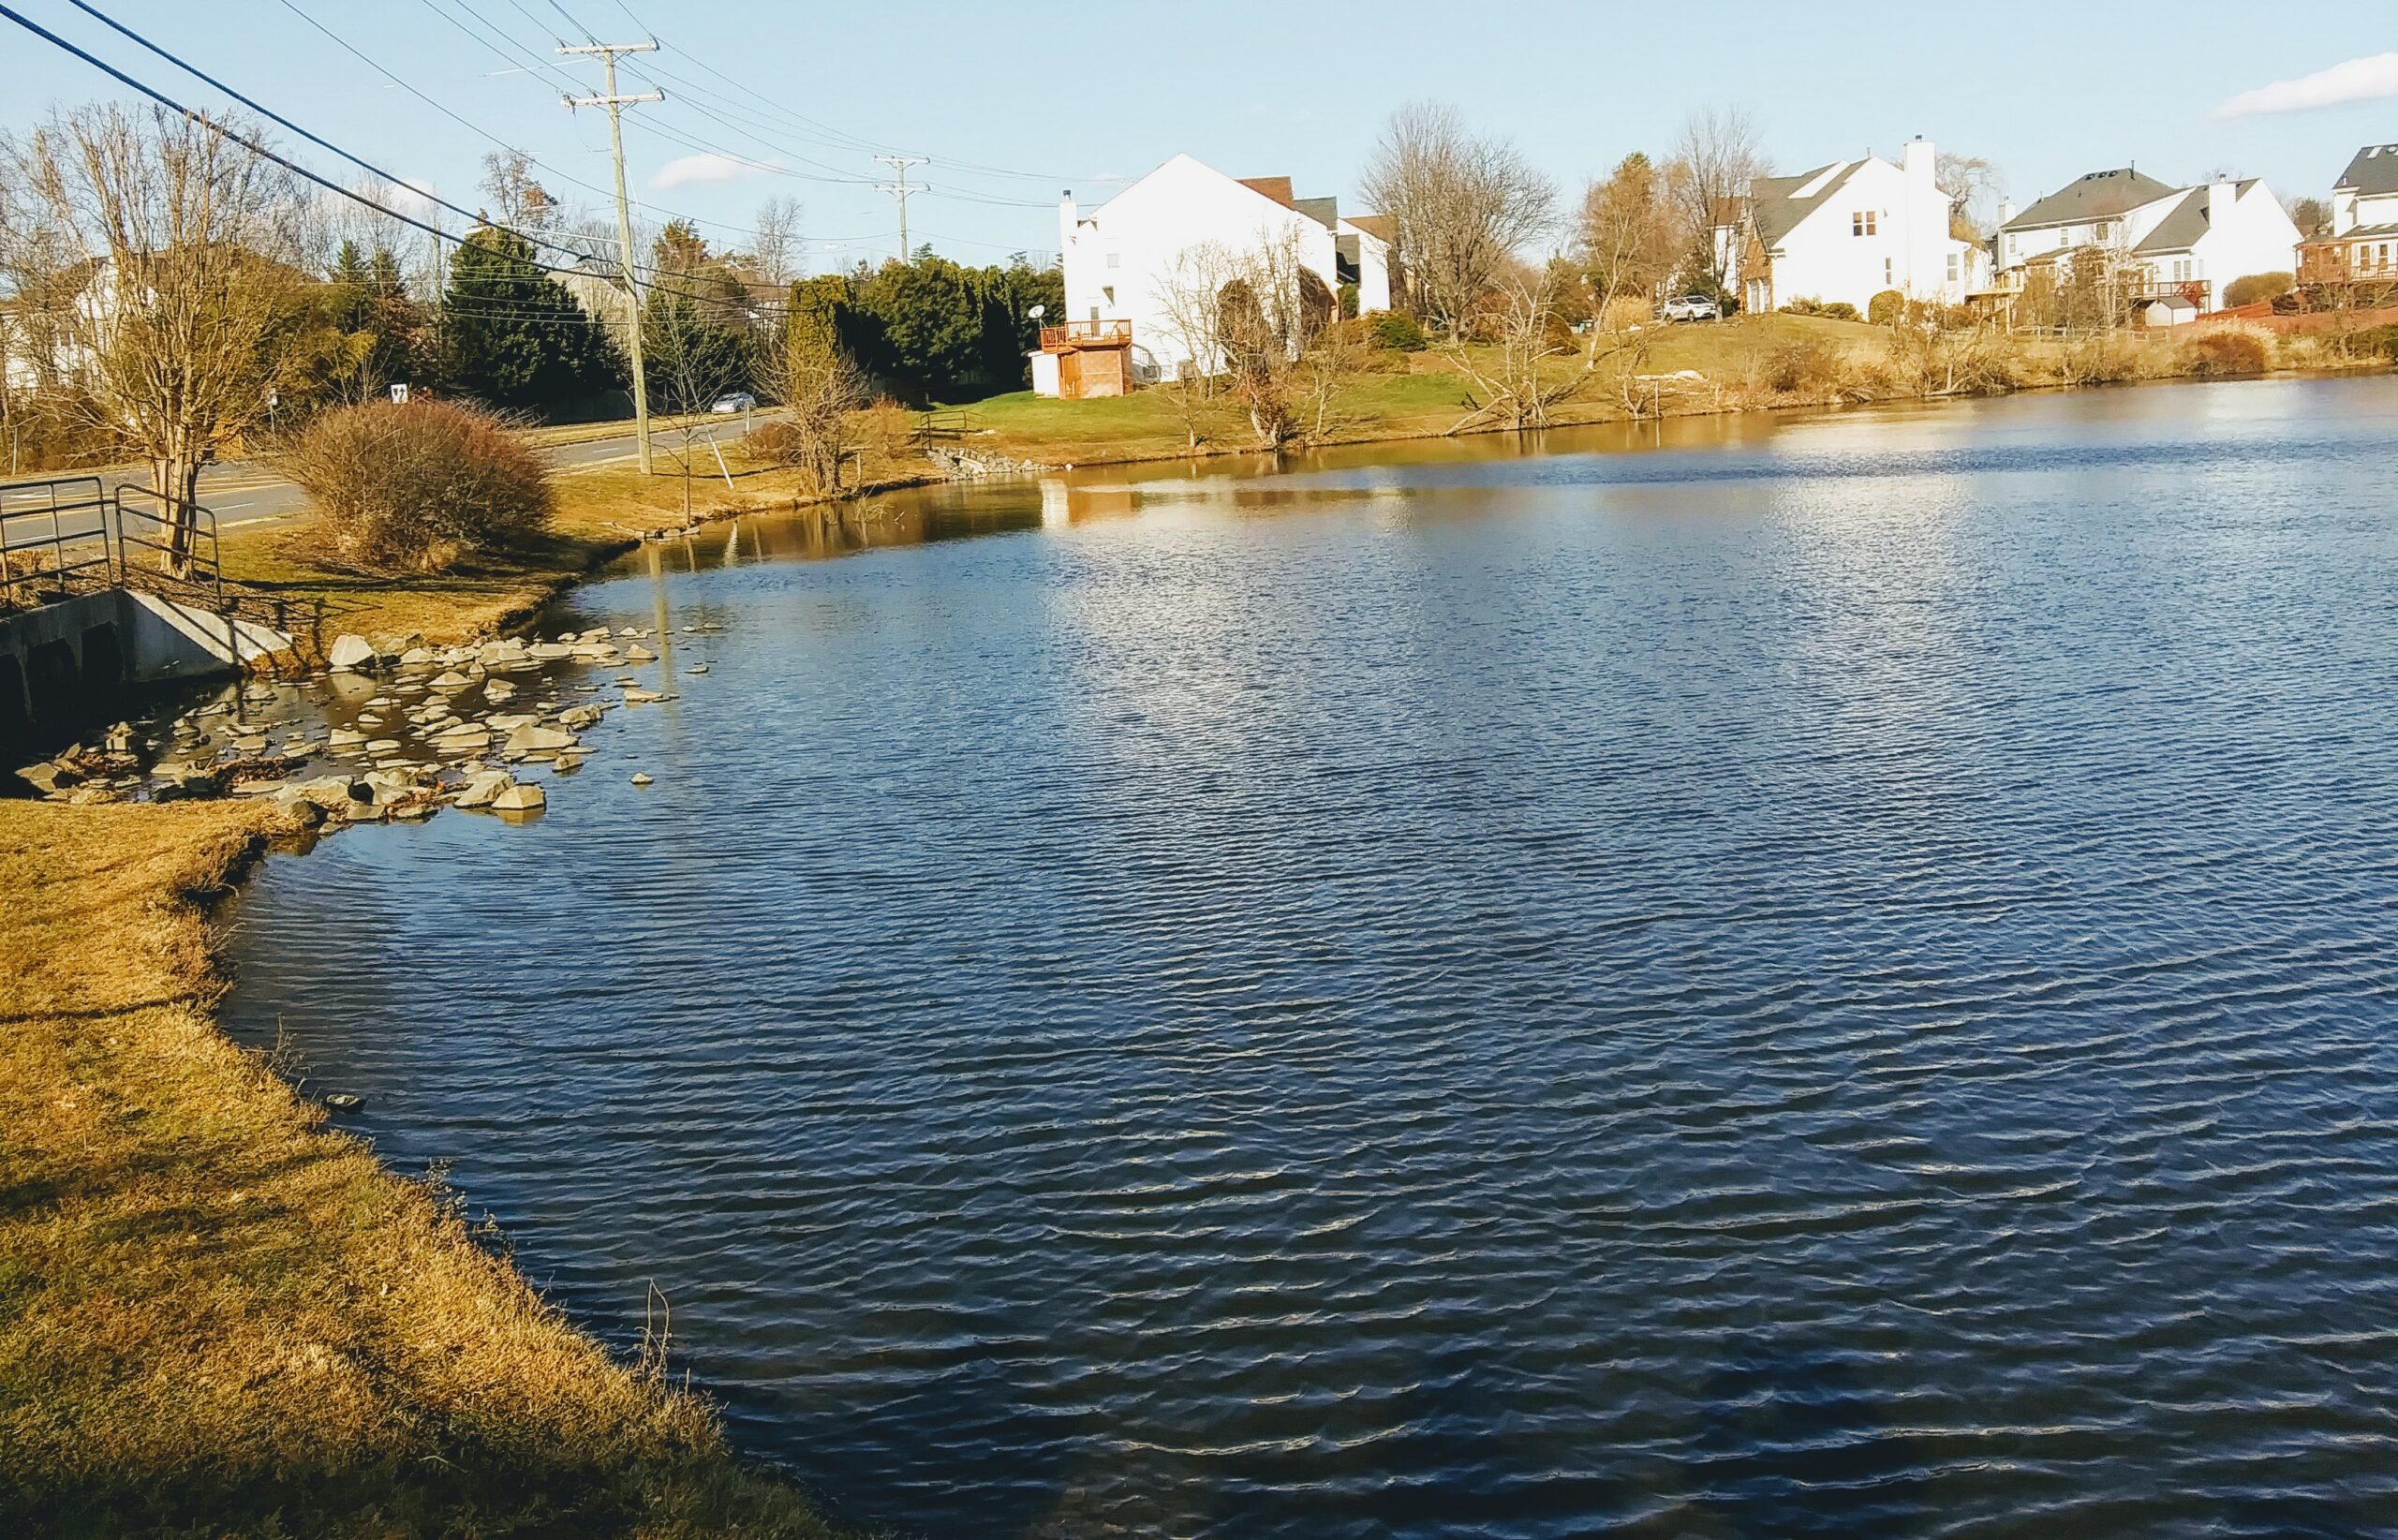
[[453, 770, 515, 808], [428, 671, 474, 690], [502, 724, 578, 756], [328, 634, 380, 672], [491, 782, 546, 812]]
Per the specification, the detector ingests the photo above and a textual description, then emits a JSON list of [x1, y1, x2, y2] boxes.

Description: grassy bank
[[212, 313, 2391, 649], [0, 801, 837, 1538]]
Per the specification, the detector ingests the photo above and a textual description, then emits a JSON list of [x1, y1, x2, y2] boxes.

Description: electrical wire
[[0, 0, 784, 315]]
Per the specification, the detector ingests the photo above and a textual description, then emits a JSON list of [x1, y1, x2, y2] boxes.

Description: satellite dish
[[1028, 304, 1046, 319]]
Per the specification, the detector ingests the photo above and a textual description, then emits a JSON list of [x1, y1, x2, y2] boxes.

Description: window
[[2095, 220, 2115, 240], [1947, 252, 1961, 283], [1105, 252, 1121, 269], [1852, 210, 1877, 236], [1884, 258, 1894, 285]]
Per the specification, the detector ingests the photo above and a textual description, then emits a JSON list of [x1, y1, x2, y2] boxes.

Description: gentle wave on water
[[223, 378, 2398, 1537]]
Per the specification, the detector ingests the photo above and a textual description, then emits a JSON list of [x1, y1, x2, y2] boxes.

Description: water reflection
[[228, 377, 2398, 1539]]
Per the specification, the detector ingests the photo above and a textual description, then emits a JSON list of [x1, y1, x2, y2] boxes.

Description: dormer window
[[1852, 211, 1877, 236]]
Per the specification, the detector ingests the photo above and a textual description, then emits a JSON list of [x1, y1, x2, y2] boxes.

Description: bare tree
[[1147, 232, 1344, 450], [752, 302, 861, 494], [1667, 107, 1767, 303], [1935, 152, 2005, 240], [0, 103, 315, 569], [1576, 151, 1677, 359], [479, 149, 558, 237], [748, 195, 803, 288], [1361, 101, 1555, 335], [1148, 244, 1236, 452], [2288, 196, 2331, 241], [1443, 259, 1583, 432]]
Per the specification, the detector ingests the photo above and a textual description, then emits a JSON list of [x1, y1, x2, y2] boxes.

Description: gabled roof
[[2336, 144, 2398, 197], [1344, 214, 1393, 243], [1746, 160, 1867, 248], [2131, 189, 2209, 254], [2004, 168, 2177, 231], [1237, 176, 1295, 208]]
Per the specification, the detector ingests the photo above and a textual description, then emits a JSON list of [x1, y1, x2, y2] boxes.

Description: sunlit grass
[[0, 801, 840, 1537]]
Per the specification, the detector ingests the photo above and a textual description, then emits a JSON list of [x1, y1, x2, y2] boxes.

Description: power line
[[557, 37, 661, 474], [268, 0, 828, 252], [0, 1, 779, 317], [874, 155, 927, 260]]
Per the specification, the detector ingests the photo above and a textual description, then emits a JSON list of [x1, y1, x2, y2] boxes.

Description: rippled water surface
[[224, 378, 2398, 1537]]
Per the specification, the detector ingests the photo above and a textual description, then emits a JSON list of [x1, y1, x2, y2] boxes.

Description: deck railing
[[1040, 318, 1132, 349]]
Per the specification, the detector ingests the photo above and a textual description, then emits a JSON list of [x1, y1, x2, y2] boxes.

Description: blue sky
[[2, 0, 2392, 271]]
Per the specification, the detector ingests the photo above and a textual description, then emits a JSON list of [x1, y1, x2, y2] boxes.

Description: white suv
[[1660, 294, 1722, 322]]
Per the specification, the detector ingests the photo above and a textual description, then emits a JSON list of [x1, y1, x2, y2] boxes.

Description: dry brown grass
[[0, 801, 837, 1538]]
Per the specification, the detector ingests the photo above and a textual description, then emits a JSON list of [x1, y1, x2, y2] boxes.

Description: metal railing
[[0, 475, 329, 664], [0, 476, 115, 610]]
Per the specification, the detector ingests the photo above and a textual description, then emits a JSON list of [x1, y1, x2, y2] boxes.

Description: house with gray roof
[[1994, 167, 2301, 315], [2298, 144, 2398, 292], [1715, 137, 1988, 316]]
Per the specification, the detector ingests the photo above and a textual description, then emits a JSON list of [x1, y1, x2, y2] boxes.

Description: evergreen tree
[[438, 226, 622, 412]]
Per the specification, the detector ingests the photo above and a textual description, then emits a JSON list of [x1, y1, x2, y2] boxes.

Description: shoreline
[[6, 364, 2386, 1533], [226, 352, 2391, 655], [0, 799, 844, 1534]]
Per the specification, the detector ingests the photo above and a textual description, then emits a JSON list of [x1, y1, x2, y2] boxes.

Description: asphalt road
[[2, 412, 750, 547]]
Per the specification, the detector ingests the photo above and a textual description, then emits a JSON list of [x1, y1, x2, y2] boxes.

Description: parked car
[[709, 392, 757, 413], [1659, 294, 1721, 323]]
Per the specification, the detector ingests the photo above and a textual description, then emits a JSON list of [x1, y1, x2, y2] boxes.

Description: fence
[[0, 476, 115, 610], [0, 475, 327, 659]]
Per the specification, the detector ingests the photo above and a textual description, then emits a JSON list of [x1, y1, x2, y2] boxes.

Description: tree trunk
[[149, 452, 202, 577]]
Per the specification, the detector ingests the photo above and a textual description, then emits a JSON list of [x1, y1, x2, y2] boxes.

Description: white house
[[2299, 143, 2398, 289], [1994, 168, 2301, 314], [1044, 154, 1391, 393], [1723, 138, 1989, 316]]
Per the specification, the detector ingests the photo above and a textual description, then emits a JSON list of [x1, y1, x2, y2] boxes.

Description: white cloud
[[650, 153, 772, 190], [2215, 52, 2398, 118]]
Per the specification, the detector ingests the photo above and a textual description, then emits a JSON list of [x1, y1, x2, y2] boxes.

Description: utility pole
[[874, 155, 928, 262], [560, 40, 663, 474]]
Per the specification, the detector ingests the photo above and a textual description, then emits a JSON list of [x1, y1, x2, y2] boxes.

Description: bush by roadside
[[280, 398, 553, 571]]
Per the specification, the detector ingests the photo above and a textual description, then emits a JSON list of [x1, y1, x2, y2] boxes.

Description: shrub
[[1782, 297, 1861, 321], [2223, 272, 2294, 309], [281, 399, 551, 571], [1368, 312, 1428, 351], [1866, 289, 1906, 325], [2183, 326, 2271, 376], [1759, 337, 1857, 397]]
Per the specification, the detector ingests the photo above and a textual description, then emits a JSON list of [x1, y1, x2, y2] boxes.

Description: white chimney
[[2208, 178, 2234, 230], [1903, 135, 1937, 191], [1058, 191, 1079, 254]]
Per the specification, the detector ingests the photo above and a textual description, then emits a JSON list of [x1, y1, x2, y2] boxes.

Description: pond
[[222, 377, 2398, 1538]]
